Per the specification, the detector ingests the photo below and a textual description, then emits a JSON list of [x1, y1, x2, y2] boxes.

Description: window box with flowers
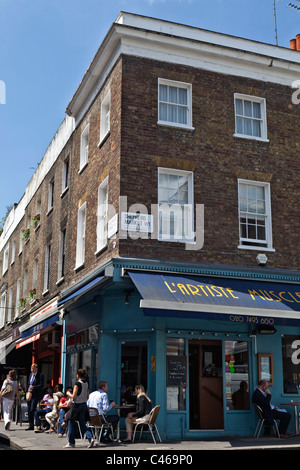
[[19, 298, 27, 310], [22, 228, 30, 242], [31, 214, 40, 230], [29, 288, 36, 300]]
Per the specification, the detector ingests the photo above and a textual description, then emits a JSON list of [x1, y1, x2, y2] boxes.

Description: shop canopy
[[19, 299, 60, 339], [58, 275, 105, 307], [128, 271, 300, 326]]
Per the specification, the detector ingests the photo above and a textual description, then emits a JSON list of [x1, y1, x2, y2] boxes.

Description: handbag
[[1, 382, 13, 398], [26, 391, 32, 401]]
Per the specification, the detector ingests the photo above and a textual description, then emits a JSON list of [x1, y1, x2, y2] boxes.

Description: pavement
[[1, 419, 300, 452]]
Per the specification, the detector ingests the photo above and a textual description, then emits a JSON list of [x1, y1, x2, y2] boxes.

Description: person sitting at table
[[252, 380, 291, 438], [34, 386, 54, 432], [87, 380, 119, 441], [124, 384, 152, 442], [45, 384, 64, 433], [57, 386, 73, 437]]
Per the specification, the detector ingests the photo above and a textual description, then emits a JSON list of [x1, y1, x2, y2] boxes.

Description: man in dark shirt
[[252, 380, 291, 438]]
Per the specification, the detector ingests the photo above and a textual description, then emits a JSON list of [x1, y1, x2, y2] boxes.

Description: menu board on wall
[[167, 356, 187, 387]]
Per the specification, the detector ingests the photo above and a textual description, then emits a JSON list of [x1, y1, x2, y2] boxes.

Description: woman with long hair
[[124, 384, 152, 442]]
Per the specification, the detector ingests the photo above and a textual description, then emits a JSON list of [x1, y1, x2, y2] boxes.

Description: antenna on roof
[[273, 0, 278, 45]]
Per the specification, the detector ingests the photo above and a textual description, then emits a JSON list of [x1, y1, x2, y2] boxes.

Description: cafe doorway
[[120, 341, 147, 404], [189, 340, 223, 429]]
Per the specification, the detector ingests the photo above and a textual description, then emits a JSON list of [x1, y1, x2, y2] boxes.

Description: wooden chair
[[87, 407, 114, 443], [253, 404, 280, 438], [132, 405, 162, 444]]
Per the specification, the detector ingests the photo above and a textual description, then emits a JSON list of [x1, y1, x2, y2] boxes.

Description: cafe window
[[282, 335, 300, 394], [166, 338, 186, 411], [225, 341, 250, 410], [121, 341, 148, 405]]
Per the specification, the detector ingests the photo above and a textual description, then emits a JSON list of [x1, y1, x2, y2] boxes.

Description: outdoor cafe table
[[114, 404, 135, 440], [280, 402, 300, 435]]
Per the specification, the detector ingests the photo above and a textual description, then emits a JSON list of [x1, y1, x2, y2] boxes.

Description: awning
[[16, 333, 40, 349], [128, 271, 300, 325], [20, 298, 60, 339], [58, 275, 105, 307]]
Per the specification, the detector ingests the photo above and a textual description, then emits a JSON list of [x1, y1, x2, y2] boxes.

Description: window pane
[[252, 120, 261, 137], [282, 335, 300, 394], [178, 107, 187, 124], [244, 118, 252, 135], [244, 100, 252, 117], [236, 117, 243, 134], [225, 341, 250, 410], [166, 338, 186, 410], [235, 99, 243, 115], [159, 103, 168, 121], [169, 86, 178, 104], [168, 104, 178, 122], [178, 88, 187, 105], [253, 102, 261, 119], [159, 84, 168, 101]]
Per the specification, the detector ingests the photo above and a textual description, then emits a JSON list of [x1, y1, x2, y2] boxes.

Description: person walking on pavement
[[0, 369, 21, 430], [64, 368, 94, 448]]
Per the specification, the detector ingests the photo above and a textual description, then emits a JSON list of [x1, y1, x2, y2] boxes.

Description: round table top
[[114, 404, 136, 409]]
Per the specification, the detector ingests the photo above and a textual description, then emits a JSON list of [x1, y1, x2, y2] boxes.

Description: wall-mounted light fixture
[[124, 289, 134, 305]]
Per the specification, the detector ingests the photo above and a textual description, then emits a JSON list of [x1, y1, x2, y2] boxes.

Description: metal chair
[[132, 405, 162, 444], [87, 407, 114, 443], [253, 404, 280, 438]]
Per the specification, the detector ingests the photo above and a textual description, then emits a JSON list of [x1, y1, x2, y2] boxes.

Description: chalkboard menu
[[167, 355, 187, 387]]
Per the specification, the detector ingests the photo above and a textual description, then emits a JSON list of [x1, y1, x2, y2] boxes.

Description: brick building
[[1, 12, 300, 438]]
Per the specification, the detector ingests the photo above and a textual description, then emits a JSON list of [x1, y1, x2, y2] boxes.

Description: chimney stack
[[291, 34, 300, 51]]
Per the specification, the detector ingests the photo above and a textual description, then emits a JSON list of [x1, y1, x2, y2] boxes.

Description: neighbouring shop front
[[16, 297, 63, 387], [58, 259, 300, 439]]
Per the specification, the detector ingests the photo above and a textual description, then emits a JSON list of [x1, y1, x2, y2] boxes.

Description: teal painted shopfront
[[58, 258, 300, 440]]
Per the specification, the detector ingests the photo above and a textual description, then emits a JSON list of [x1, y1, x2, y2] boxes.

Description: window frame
[[0, 292, 6, 329], [99, 90, 111, 144], [48, 179, 54, 213], [80, 124, 89, 172], [2, 243, 9, 275], [96, 177, 109, 254], [158, 167, 194, 243], [58, 229, 66, 280], [43, 243, 51, 294], [61, 156, 70, 195], [233, 93, 268, 142], [237, 179, 274, 251], [157, 78, 193, 130], [75, 202, 86, 269]]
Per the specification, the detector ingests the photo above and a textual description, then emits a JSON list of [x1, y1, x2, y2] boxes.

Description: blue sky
[[0, 0, 299, 222]]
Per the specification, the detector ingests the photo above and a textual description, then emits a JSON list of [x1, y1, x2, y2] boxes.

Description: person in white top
[[0, 369, 21, 430], [63, 369, 94, 448]]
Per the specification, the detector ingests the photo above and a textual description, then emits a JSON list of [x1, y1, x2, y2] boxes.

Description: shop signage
[[16, 333, 40, 349], [129, 271, 300, 323], [121, 212, 153, 233], [108, 213, 118, 238]]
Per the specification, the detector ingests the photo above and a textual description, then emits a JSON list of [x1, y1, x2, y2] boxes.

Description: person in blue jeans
[[64, 369, 94, 448], [34, 387, 54, 432]]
